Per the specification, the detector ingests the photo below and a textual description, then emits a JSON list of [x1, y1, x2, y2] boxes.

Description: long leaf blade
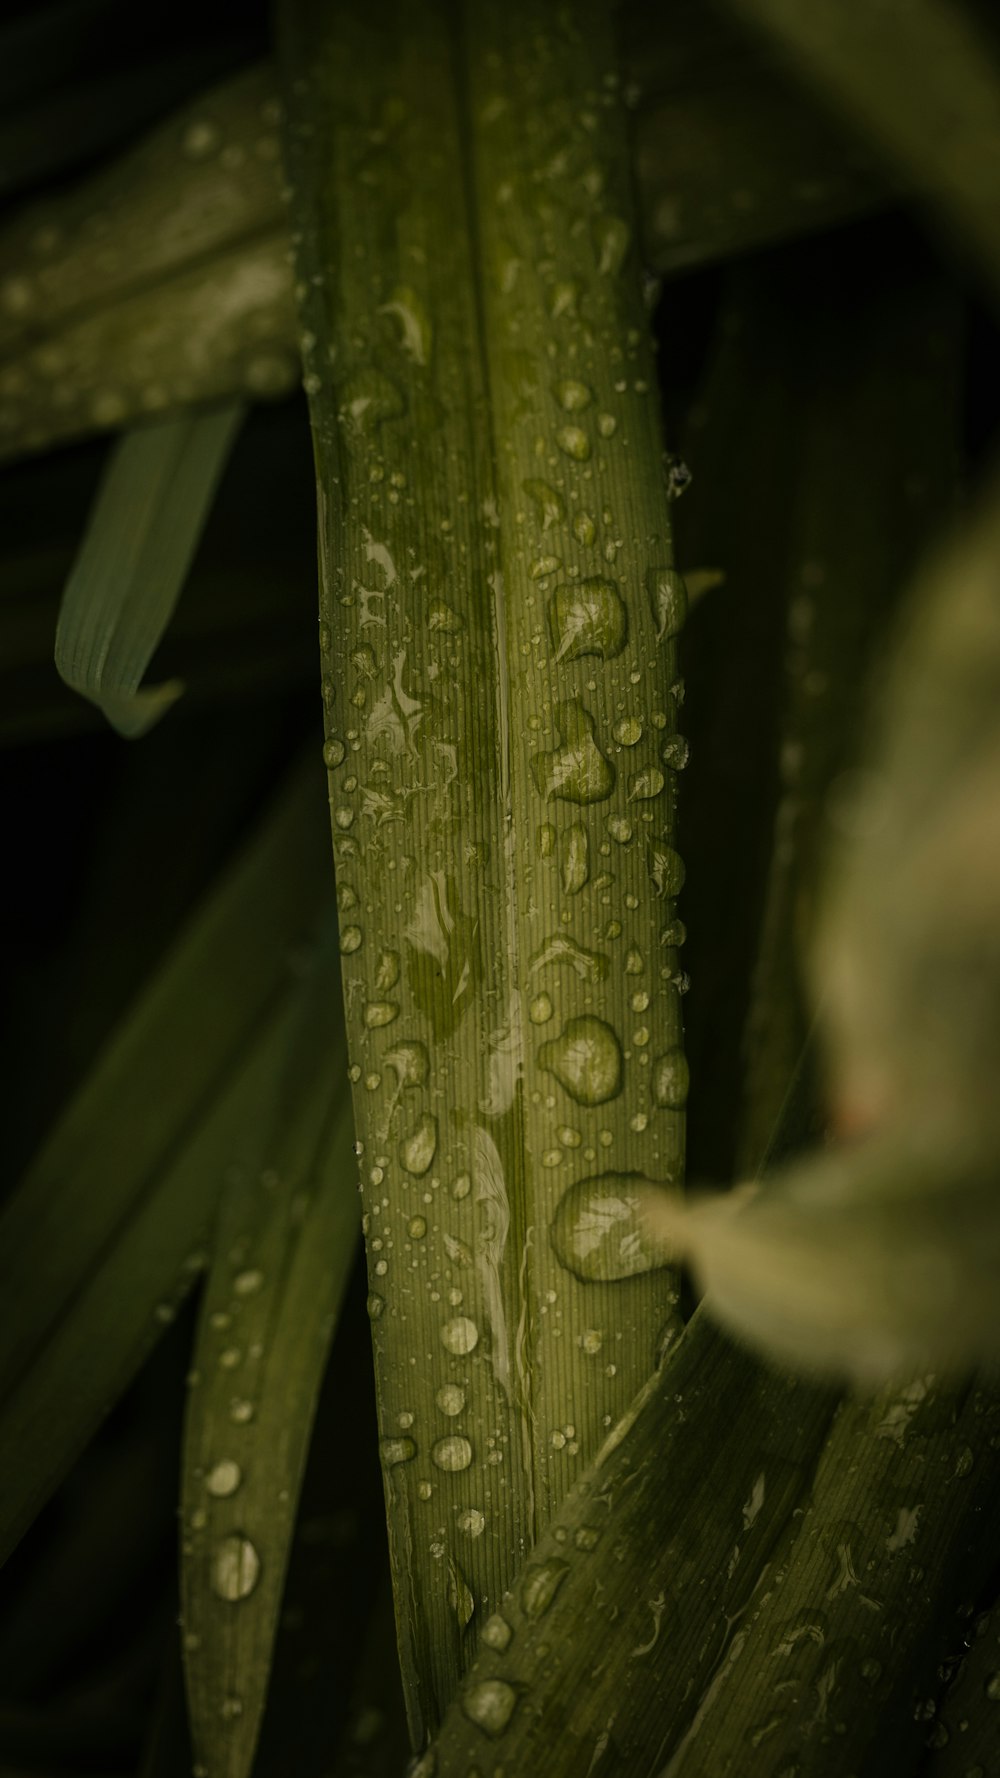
[[54, 403, 245, 734], [180, 941, 358, 1778]]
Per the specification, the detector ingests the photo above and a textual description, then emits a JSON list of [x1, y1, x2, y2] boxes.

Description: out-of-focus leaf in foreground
[[647, 477, 1000, 1384], [54, 402, 244, 735], [0, 756, 333, 1564], [180, 924, 359, 1778], [722, 0, 1000, 305]]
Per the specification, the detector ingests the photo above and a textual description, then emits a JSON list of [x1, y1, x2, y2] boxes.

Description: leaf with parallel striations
[[279, 0, 687, 1737], [55, 404, 245, 734]]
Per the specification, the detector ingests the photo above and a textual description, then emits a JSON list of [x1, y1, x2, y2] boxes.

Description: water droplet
[[449, 1557, 475, 1629], [400, 1114, 437, 1175], [529, 992, 554, 1024], [408, 1215, 428, 1239], [573, 511, 597, 547], [557, 1124, 581, 1147], [365, 1001, 400, 1028], [647, 844, 685, 898], [647, 567, 687, 641], [597, 413, 618, 438], [340, 925, 363, 955], [549, 280, 580, 319], [433, 1435, 473, 1473], [367, 1292, 385, 1320], [608, 817, 632, 844], [521, 1558, 569, 1620], [183, 118, 222, 159], [661, 734, 690, 770], [340, 368, 406, 434], [462, 1679, 519, 1737], [613, 717, 642, 746], [441, 1316, 479, 1355], [428, 601, 463, 633], [211, 1534, 260, 1602], [550, 1173, 676, 1281], [229, 1399, 254, 1424], [625, 947, 644, 974], [436, 1383, 466, 1416], [532, 700, 615, 805], [452, 1172, 472, 1200], [555, 424, 592, 461], [575, 1525, 601, 1550], [323, 737, 346, 768], [526, 546, 563, 581], [561, 822, 589, 894], [383, 1040, 430, 1086], [482, 1612, 512, 1651], [380, 1437, 417, 1466], [547, 578, 626, 663], [377, 284, 433, 365], [205, 1460, 242, 1498], [665, 456, 692, 499], [530, 935, 609, 982], [539, 1016, 622, 1105], [652, 1050, 689, 1109], [579, 1328, 603, 1354], [457, 1506, 486, 1536], [554, 378, 593, 412], [985, 1671, 1000, 1701], [628, 767, 665, 802], [593, 214, 630, 276], [538, 822, 557, 857], [523, 478, 566, 529]]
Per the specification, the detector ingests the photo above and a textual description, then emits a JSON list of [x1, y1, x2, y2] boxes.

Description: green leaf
[[279, 0, 687, 1734], [721, 0, 1000, 304], [0, 756, 334, 1563], [54, 403, 245, 735], [422, 1313, 838, 1774], [180, 927, 359, 1778]]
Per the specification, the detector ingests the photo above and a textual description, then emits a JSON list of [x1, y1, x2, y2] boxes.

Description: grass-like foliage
[[1, 1, 999, 1776]]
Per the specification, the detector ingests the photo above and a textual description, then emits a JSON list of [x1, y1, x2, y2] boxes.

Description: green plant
[[1, 2, 999, 1776]]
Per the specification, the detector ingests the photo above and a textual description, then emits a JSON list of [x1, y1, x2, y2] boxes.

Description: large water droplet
[[377, 284, 432, 365], [205, 1460, 242, 1499], [647, 567, 687, 642], [555, 424, 591, 462], [661, 733, 690, 770], [548, 579, 626, 662], [554, 378, 593, 412], [628, 767, 665, 802], [530, 935, 609, 982], [560, 823, 589, 894], [521, 1558, 569, 1620], [593, 214, 631, 276], [340, 368, 405, 434], [532, 700, 615, 805], [457, 1506, 486, 1536], [211, 1534, 260, 1602], [539, 1016, 622, 1105], [482, 1612, 513, 1651], [400, 1114, 438, 1175], [574, 511, 597, 547], [523, 478, 566, 529], [340, 925, 363, 954], [613, 717, 643, 746], [441, 1316, 479, 1355], [433, 1435, 473, 1472], [380, 1437, 417, 1466], [550, 1173, 677, 1282], [462, 1679, 519, 1737], [647, 844, 685, 898], [449, 1557, 475, 1630], [652, 1050, 689, 1109], [383, 1040, 430, 1086], [436, 1383, 466, 1416], [323, 737, 346, 768], [365, 1001, 400, 1027]]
